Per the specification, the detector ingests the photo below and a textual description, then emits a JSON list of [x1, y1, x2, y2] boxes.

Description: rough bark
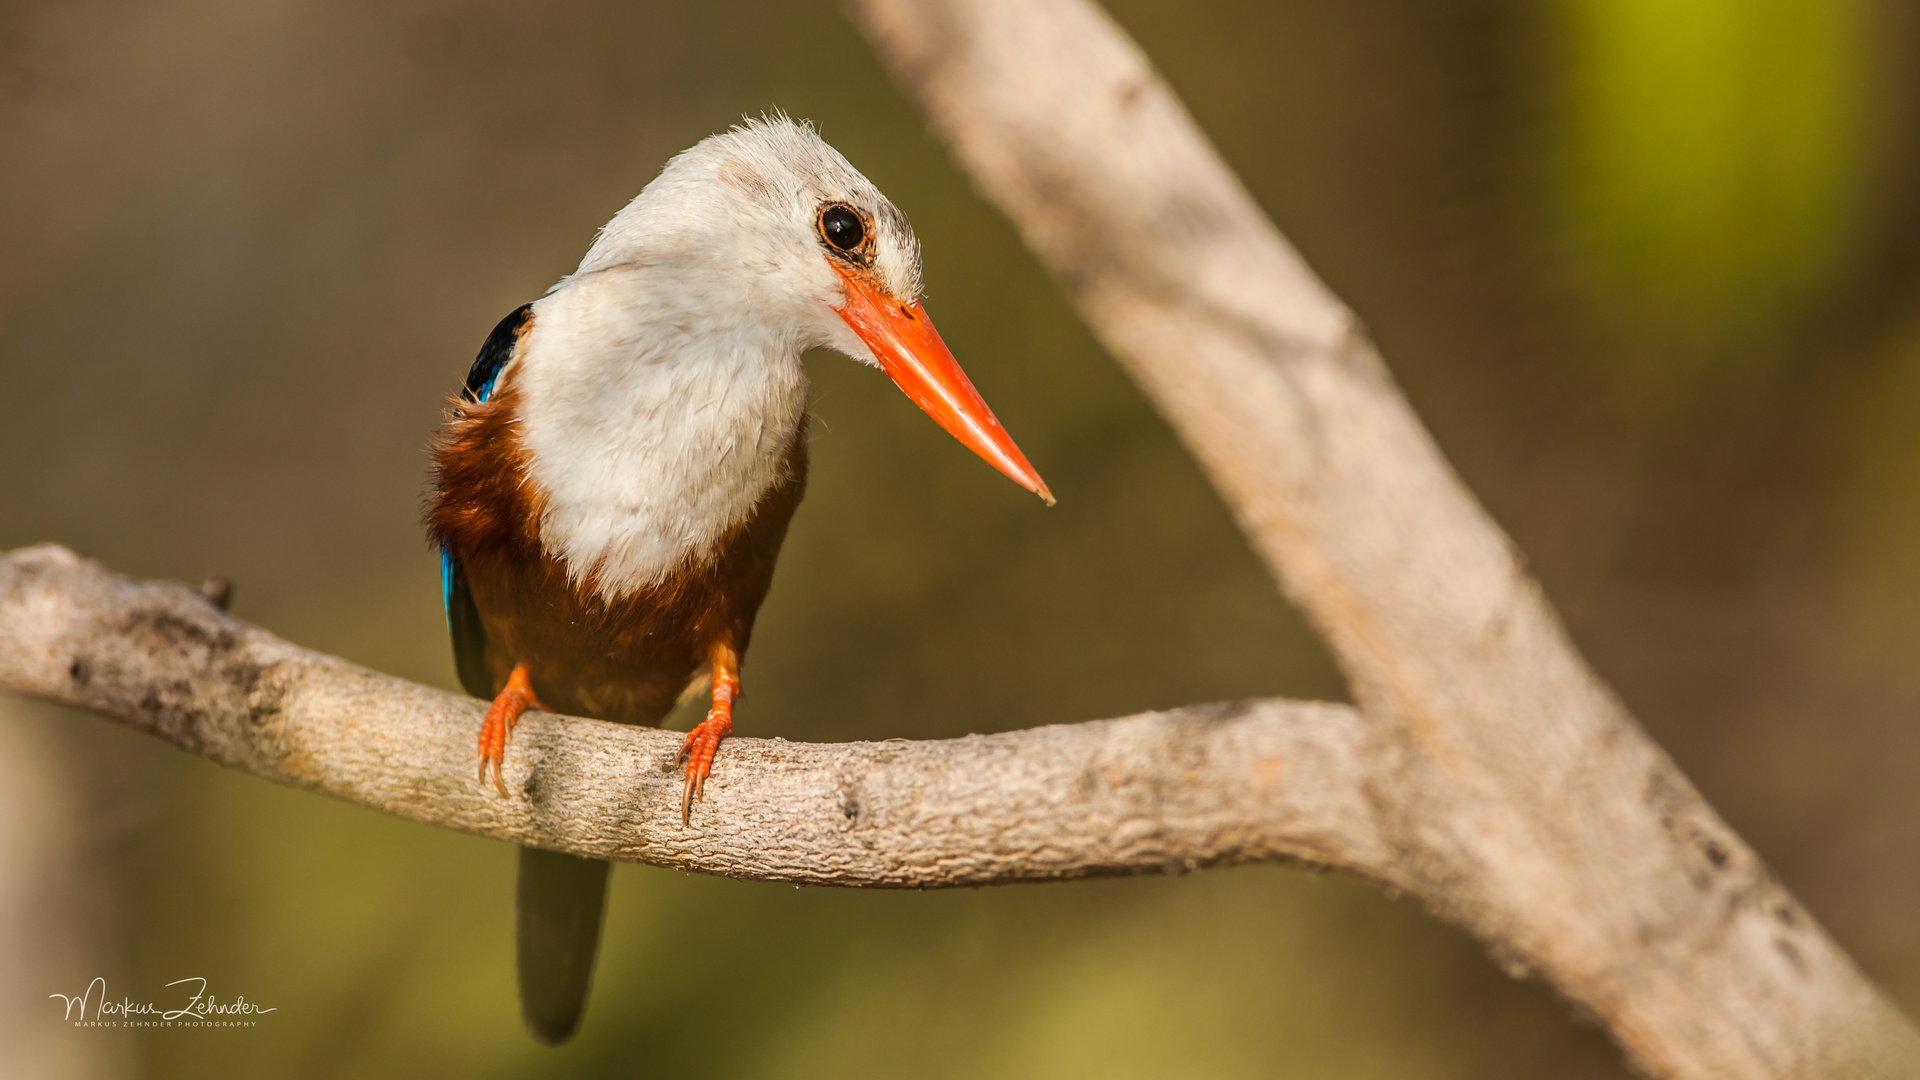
[[841, 0, 1920, 1077], [1, 0, 1914, 1073], [0, 544, 1377, 888]]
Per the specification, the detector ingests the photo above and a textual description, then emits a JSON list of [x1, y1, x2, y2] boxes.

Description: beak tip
[[1037, 484, 1056, 507]]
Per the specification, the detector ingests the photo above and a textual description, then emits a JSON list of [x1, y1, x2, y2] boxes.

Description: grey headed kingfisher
[[427, 117, 1052, 1045]]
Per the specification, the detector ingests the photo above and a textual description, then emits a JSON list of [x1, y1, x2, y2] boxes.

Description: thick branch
[[844, 1, 1920, 1077], [4, 3, 1914, 1072], [0, 544, 1380, 888]]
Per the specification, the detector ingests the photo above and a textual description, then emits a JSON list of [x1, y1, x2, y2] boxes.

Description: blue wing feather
[[441, 548, 458, 623], [442, 303, 535, 699]]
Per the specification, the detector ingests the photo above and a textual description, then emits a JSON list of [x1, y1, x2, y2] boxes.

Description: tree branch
[[842, 1, 1920, 1077], [0, 544, 1381, 888], [4, 1, 1915, 1073]]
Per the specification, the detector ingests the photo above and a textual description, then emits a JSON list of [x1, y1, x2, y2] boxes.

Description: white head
[[512, 117, 1050, 597], [575, 117, 921, 363]]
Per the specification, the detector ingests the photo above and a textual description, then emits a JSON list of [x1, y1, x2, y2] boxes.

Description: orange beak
[[832, 266, 1054, 505]]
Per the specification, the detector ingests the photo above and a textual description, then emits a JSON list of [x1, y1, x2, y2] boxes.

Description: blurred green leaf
[[1558, 0, 1873, 338]]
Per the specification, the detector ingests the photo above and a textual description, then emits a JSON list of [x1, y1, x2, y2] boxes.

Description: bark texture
[[2, 1, 1915, 1073], [841, 0, 1920, 1076], [0, 544, 1376, 888]]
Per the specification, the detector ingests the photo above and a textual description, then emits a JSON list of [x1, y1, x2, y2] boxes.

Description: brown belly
[[430, 380, 808, 726], [462, 468, 803, 724]]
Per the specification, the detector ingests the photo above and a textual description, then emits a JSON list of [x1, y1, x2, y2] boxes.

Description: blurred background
[[1, 0, 1916, 1076]]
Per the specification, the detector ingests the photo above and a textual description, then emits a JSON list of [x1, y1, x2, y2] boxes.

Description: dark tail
[[515, 846, 611, 1046]]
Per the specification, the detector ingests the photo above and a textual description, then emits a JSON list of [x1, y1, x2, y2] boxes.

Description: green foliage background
[[3, 0, 1917, 1076]]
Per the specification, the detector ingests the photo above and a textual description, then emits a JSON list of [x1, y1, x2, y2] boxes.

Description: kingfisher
[[426, 117, 1052, 1045]]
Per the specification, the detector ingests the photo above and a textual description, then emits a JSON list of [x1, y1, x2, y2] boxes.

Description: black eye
[[820, 205, 865, 252]]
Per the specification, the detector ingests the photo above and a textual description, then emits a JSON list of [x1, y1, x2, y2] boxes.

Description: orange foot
[[678, 642, 739, 823], [479, 662, 544, 796]]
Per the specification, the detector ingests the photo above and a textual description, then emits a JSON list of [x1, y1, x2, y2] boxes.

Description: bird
[[426, 116, 1052, 1046]]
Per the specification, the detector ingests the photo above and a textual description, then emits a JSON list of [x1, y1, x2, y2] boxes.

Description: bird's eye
[[820, 205, 865, 252]]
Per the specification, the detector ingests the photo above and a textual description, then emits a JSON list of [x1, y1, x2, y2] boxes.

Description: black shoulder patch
[[463, 303, 535, 404]]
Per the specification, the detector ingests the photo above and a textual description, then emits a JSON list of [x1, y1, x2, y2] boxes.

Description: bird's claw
[[478, 719, 511, 796], [477, 662, 543, 798], [479, 753, 506, 797], [678, 712, 732, 824], [677, 645, 740, 825]]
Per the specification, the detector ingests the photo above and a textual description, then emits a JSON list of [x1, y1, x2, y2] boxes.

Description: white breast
[[513, 267, 810, 600]]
